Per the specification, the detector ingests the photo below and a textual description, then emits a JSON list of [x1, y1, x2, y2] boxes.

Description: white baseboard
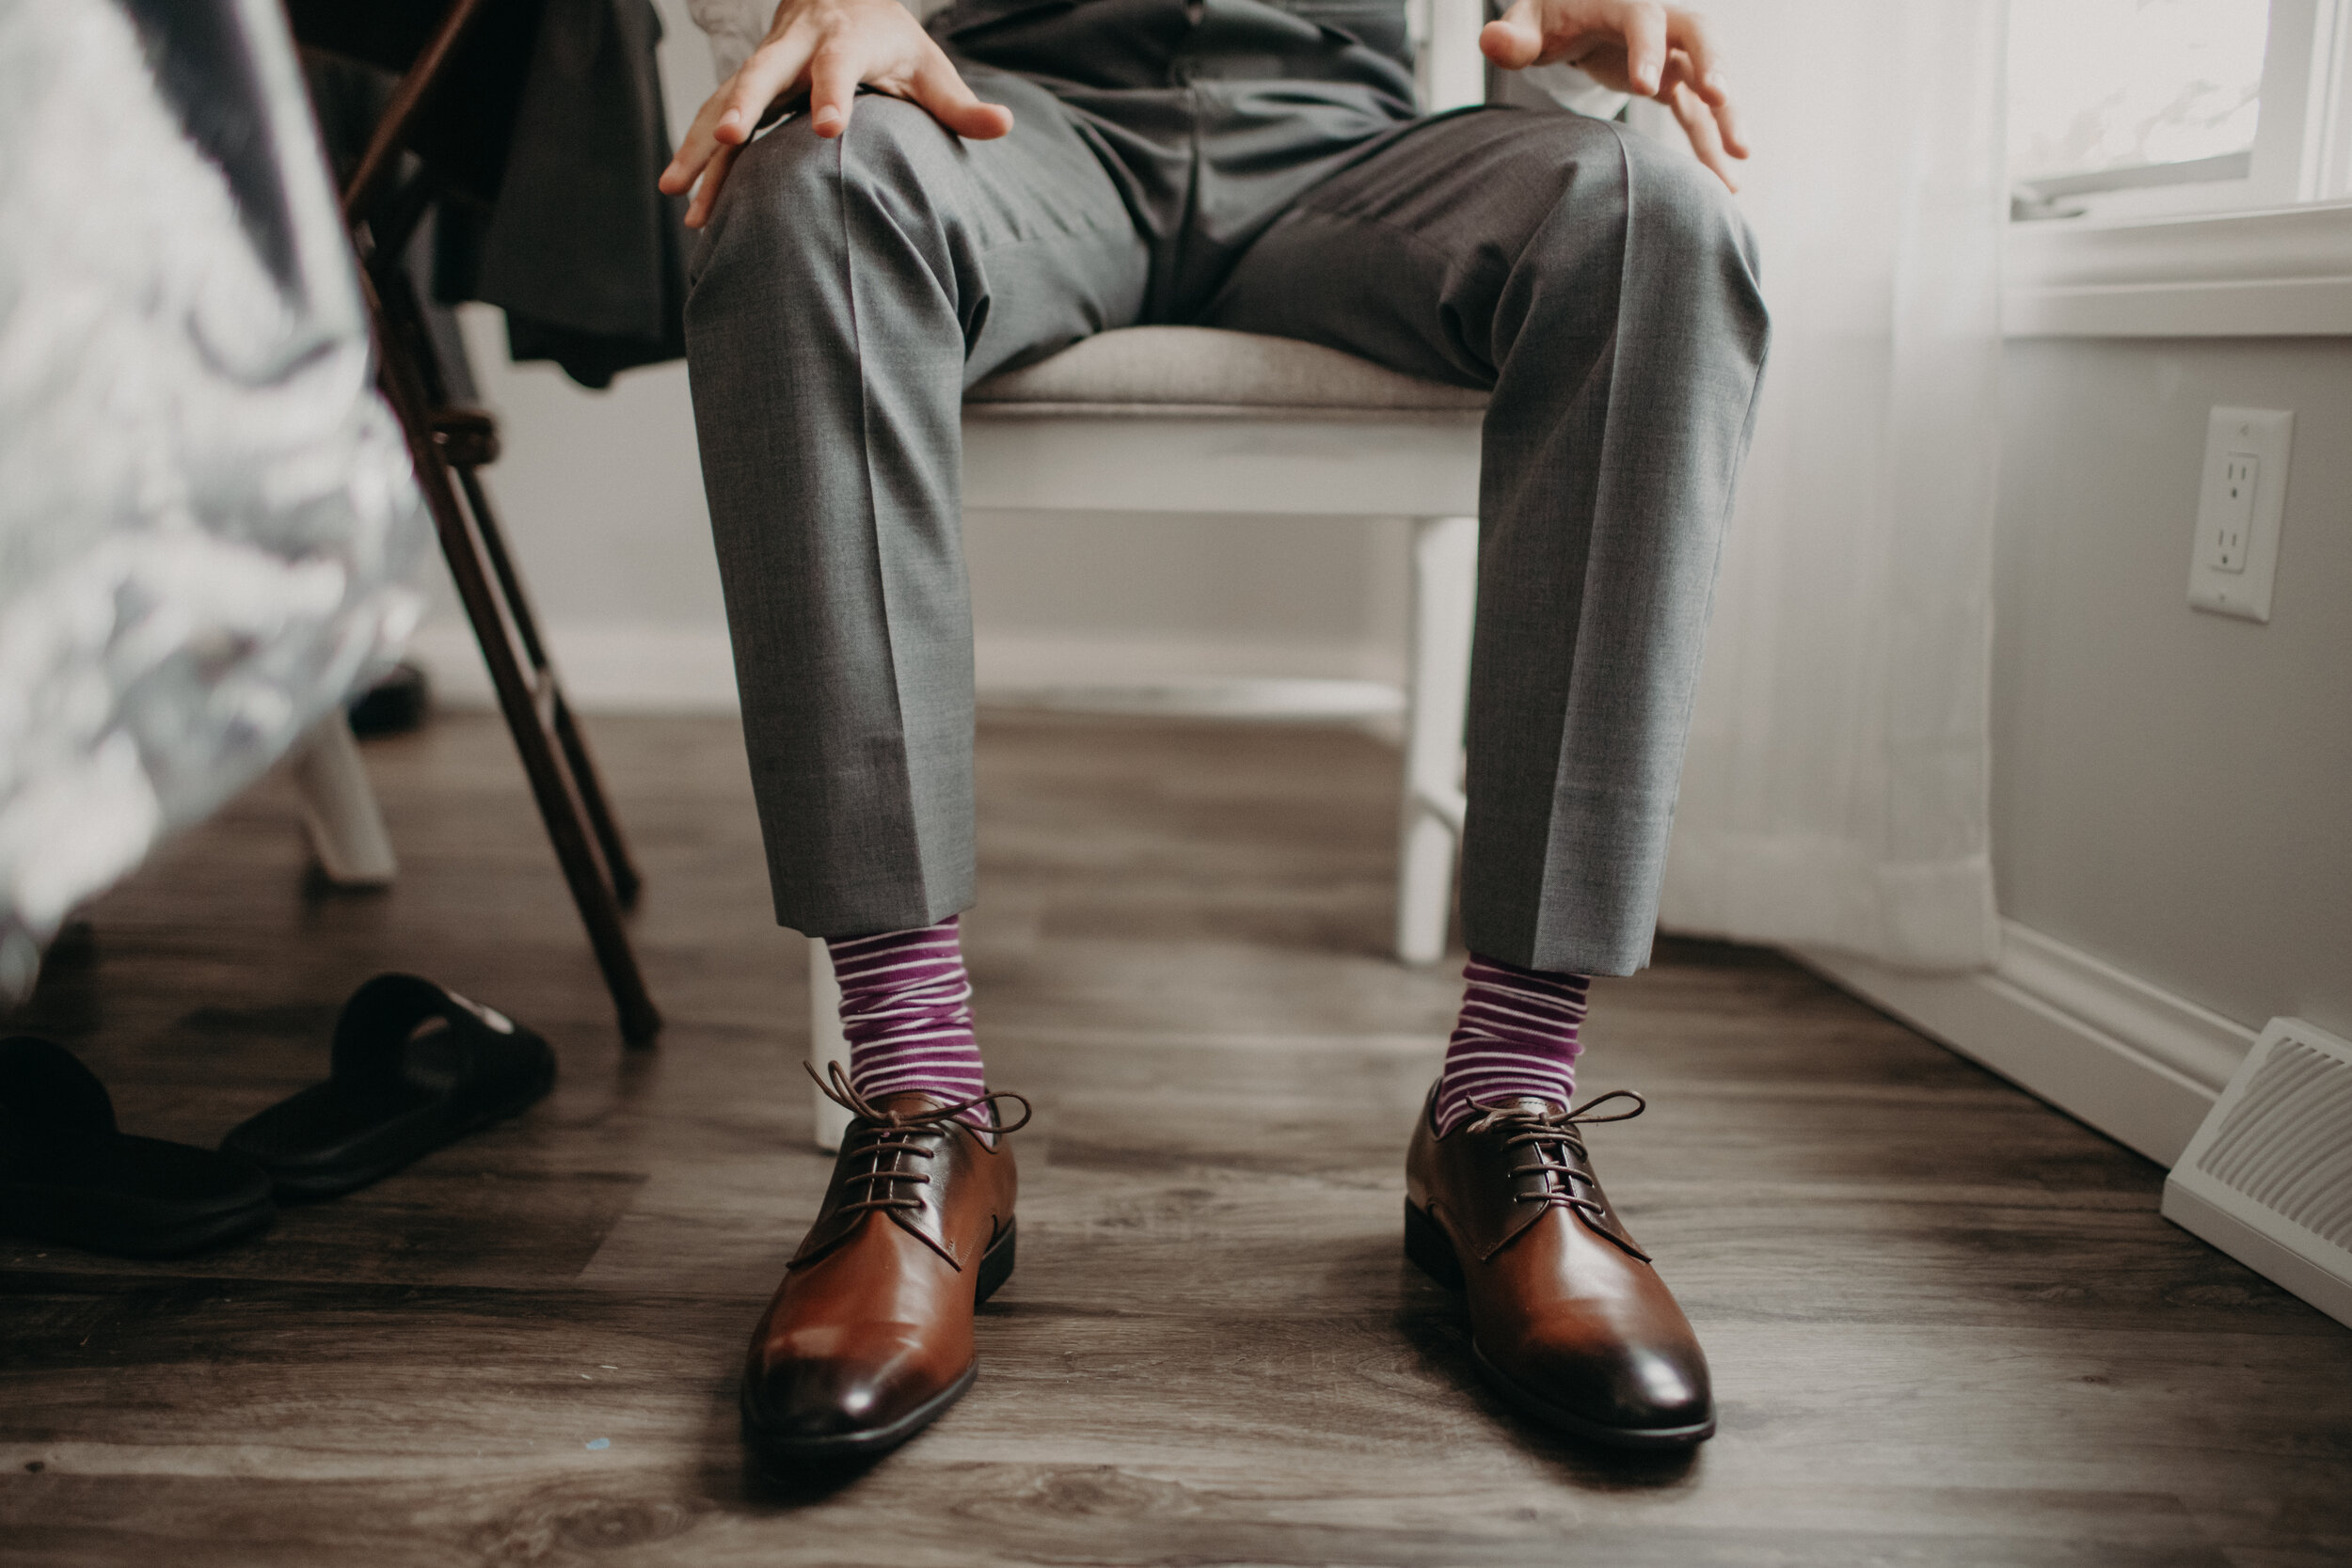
[[974, 627, 1404, 690], [405, 621, 742, 714], [1793, 922, 2258, 1166], [403, 620, 1406, 724], [974, 630, 1406, 734]]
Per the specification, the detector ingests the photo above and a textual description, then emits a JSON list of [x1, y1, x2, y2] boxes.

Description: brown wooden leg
[[550, 696, 644, 911], [362, 267, 662, 1046], [321, 0, 660, 1045], [450, 467, 644, 909]]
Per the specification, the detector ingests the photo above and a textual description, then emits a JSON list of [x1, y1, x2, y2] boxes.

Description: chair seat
[[966, 325, 1489, 418]]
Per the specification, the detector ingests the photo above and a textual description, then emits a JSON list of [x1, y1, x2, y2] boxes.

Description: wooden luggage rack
[[326, 0, 662, 1046]]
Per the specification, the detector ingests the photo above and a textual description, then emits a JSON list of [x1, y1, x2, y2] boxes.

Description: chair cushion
[[966, 326, 1489, 415]]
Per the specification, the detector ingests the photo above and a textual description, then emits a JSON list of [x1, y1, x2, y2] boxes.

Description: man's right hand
[[660, 0, 1014, 229]]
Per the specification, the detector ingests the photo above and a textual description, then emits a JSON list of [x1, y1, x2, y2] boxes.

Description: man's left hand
[[1481, 0, 1749, 192]]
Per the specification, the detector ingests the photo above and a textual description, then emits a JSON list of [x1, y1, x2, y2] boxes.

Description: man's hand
[[660, 0, 1013, 229], [1481, 1, 1747, 191]]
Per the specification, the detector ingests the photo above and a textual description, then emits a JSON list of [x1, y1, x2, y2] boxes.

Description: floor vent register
[[2165, 1016, 2352, 1330]]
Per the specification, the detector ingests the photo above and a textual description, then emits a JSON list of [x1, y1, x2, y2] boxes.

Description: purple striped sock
[[828, 916, 987, 1120], [1434, 953, 1591, 1135]]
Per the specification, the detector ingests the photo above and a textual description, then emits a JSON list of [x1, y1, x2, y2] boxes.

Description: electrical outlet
[[2188, 408, 2293, 623], [2200, 452, 2257, 572]]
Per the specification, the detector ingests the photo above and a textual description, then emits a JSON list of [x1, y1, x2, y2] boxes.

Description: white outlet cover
[[2188, 406, 2293, 623]]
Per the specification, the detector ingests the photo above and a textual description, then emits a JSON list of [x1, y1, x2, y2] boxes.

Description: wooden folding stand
[[336, 0, 661, 1045]]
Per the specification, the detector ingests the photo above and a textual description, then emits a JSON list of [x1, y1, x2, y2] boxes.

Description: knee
[[1507, 117, 1761, 318], [691, 96, 962, 285], [1616, 129, 1755, 261]]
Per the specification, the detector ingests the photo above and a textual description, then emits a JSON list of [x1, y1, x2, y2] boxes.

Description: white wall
[[1994, 337, 2352, 1043], [1808, 334, 2351, 1166]]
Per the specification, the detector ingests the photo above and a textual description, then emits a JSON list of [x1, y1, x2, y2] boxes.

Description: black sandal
[[1, 1037, 276, 1258], [221, 974, 556, 1201]]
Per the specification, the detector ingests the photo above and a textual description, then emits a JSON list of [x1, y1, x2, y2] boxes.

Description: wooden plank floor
[[3, 711, 2347, 1567]]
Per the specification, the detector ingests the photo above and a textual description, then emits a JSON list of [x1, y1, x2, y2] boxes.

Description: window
[[2009, 0, 2352, 221]]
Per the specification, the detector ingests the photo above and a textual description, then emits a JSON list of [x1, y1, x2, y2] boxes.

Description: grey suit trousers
[[684, 21, 1768, 975]]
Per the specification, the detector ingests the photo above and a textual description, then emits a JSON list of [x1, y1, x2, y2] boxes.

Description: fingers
[[660, 92, 734, 196], [1658, 45, 1749, 166], [1707, 85, 1748, 160], [1608, 0, 1669, 96], [723, 31, 818, 140], [667, 20, 1015, 219], [808, 43, 859, 137], [910, 51, 1015, 139], [1659, 9, 1746, 158], [683, 139, 740, 229], [1480, 1, 1545, 70], [1483, 0, 1734, 114], [1665, 77, 1737, 193], [1663, 8, 1728, 105], [660, 27, 815, 197]]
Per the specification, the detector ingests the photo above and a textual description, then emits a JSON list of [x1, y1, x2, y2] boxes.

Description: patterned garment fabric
[[1435, 954, 1591, 1134], [828, 916, 988, 1117]]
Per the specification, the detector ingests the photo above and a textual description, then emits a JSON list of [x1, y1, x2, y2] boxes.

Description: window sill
[[2004, 203, 2352, 338]]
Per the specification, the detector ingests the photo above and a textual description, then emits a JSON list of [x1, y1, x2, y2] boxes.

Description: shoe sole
[[741, 1217, 1017, 1471], [1405, 1198, 1715, 1450], [0, 1189, 276, 1259]]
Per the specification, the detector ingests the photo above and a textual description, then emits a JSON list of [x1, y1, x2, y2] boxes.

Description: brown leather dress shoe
[[740, 1066, 1026, 1468], [1404, 1084, 1714, 1448]]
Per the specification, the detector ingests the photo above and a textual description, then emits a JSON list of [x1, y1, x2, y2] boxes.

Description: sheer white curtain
[[1657, 0, 2008, 972]]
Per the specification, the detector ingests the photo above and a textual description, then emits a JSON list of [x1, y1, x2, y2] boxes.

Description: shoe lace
[[803, 1060, 1033, 1220], [1465, 1088, 1647, 1240]]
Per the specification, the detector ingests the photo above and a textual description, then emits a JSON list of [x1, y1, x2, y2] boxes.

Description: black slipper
[[220, 974, 556, 1201], [0, 1037, 276, 1258]]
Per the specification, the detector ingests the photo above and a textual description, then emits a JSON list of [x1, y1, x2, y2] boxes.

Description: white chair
[[810, 324, 1490, 1147]]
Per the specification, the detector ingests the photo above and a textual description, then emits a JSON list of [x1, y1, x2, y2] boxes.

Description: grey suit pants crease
[[685, 87, 1768, 976]]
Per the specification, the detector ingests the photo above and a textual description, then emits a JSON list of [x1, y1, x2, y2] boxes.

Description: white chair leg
[[294, 714, 396, 887], [1397, 515, 1477, 964], [808, 936, 853, 1153]]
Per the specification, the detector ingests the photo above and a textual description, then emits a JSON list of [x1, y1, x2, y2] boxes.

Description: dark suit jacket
[[294, 0, 688, 388]]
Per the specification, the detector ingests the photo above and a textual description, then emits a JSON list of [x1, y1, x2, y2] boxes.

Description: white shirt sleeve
[[1513, 61, 1631, 120]]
